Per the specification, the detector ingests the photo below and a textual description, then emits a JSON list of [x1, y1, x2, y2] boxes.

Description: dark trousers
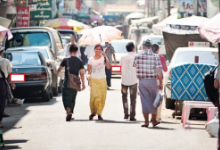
[[62, 88, 77, 113], [105, 67, 111, 87], [218, 102, 220, 150], [121, 84, 137, 119], [0, 78, 7, 121]]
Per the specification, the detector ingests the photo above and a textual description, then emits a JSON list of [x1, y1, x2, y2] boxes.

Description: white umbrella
[[0, 25, 13, 42]]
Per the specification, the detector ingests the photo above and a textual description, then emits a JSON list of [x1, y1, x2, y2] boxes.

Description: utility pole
[[168, 0, 170, 16]]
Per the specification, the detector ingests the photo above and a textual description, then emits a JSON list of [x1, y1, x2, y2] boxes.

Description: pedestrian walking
[[64, 36, 81, 59], [80, 46, 86, 65], [57, 44, 86, 121], [120, 42, 137, 121], [135, 25, 141, 44], [103, 42, 116, 88], [134, 39, 163, 127], [152, 44, 168, 122], [86, 44, 111, 120], [84, 45, 95, 63], [0, 46, 14, 128]]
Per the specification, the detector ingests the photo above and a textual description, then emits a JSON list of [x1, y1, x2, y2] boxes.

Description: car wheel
[[165, 93, 175, 110], [58, 80, 62, 93], [53, 78, 58, 96], [42, 90, 50, 102]]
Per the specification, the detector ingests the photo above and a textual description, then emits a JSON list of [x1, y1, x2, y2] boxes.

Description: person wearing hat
[[152, 44, 167, 122], [0, 46, 14, 128], [133, 39, 163, 128]]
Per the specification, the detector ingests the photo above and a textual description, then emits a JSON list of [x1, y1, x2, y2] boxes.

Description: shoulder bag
[[66, 58, 81, 91]]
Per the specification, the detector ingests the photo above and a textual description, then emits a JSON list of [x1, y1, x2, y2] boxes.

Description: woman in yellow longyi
[[86, 44, 111, 120]]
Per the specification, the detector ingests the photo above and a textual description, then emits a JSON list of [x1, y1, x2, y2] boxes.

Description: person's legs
[[121, 84, 129, 118], [0, 79, 7, 127], [156, 104, 162, 121], [129, 84, 137, 120], [90, 78, 97, 115], [105, 67, 111, 87], [96, 78, 107, 117], [143, 113, 149, 125]]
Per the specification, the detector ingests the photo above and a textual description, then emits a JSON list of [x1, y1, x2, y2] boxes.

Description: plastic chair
[[207, 107, 218, 123], [181, 101, 214, 127]]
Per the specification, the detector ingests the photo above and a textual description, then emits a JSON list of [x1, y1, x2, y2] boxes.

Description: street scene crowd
[[1, 0, 220, 149]]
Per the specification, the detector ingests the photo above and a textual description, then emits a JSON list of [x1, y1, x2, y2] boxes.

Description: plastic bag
[[206, 116, 219, 137], [153, 92, 164, 108]]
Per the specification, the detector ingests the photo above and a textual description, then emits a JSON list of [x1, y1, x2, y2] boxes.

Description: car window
[[131, 29, 148, 34], [172, 51, 218, 67], [150, 37, 164, 45], [5, 52, 43, 66], [36, 49, 49, 59], [111, 42, 127, 53], [6, 32, 51, 48]]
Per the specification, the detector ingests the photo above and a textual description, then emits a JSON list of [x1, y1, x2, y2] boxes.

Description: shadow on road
[[95, 120, 141, 124], [161, 121, 180, 124], [4, 139, 28, 144], [1, 145, 21, 149], [148, 126, 175, 130]]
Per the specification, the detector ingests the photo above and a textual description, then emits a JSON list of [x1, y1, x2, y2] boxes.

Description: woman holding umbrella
[[86, 44, 111, 120]]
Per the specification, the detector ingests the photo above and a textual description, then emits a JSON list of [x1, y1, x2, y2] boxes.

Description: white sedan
[[164, 47, 218, 109]]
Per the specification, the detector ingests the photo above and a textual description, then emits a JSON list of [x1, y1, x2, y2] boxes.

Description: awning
[[76, 13, 90, 19]]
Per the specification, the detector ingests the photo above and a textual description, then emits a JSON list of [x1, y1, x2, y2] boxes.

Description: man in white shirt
[[84, 45, 95, 60], [64, 36, 81, 59], [120, 42, 137, 121]]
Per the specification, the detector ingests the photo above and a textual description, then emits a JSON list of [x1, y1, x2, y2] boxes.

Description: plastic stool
[[181, 101, 214, 127], [207, 107, 218, 123], [0, 130, 4, 147]]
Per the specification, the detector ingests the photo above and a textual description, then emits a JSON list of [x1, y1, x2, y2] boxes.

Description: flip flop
[[141, 124, 149, 128], [153, 122, 160, 127], [89, 114, 96, 120]]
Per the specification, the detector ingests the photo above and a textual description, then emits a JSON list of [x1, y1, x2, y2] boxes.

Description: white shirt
[[0, 56, 13, 78], [88, 56, 106, 79], [120, 52, 137, 86], [84, 45, 95, 59], [64, 43, 81, 57]]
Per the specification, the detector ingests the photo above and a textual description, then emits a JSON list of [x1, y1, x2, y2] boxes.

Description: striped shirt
[[0, 56, 13, 78]]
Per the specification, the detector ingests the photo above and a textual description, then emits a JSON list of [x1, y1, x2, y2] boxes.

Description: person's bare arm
[[214, 79, 219, 89], [103, 53, 111, 69], [156, 68, 163, 90], [57, 66, 64, 76], [79, 69, 86, 90], [113, 53, 116, 65]]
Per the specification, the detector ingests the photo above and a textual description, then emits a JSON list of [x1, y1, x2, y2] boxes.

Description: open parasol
[[0, 25, 13, 42], [78, 26, 122, 45], [198, 13, 220, 43]]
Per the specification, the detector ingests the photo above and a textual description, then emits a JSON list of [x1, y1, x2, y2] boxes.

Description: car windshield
[[111, 42, 127, 53], [4, 52, 43, 66], [140, 37, 164, 45], [172, 51, 218, 67], [35, 49, 49, 59], [6, 32, 51, 48]]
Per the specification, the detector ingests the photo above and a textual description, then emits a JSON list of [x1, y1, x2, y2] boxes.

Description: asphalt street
[[2, 76, 217, 150]]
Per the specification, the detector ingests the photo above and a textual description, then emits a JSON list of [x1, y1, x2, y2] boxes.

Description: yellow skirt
[[90, 78, 107, 115]]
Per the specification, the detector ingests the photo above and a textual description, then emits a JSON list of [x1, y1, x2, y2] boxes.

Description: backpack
[[203, 65, 219, 104]]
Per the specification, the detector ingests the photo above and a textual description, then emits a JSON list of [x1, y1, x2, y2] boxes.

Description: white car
[[111, 39, 136, 75], [164, 47, 218, 109], [138, 35, 166, 59], [128, 26, 149, 43]]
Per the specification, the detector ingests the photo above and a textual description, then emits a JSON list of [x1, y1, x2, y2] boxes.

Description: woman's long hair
[[152, 44, 159, 54]]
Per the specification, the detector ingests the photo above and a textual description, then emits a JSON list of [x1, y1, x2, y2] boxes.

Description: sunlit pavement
[[2, 76, 217, 150]]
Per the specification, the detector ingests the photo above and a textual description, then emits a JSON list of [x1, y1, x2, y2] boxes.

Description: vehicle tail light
[[26, 72, 47, 80], [46, 62, 52, 68]]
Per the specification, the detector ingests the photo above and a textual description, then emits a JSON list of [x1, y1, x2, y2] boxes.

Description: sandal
[[152, 121, 160, 127], [89, 114, 96, 120], [66, 107, 72, 121], [98, 115, 103, 121], [141, 124, 149, 128]]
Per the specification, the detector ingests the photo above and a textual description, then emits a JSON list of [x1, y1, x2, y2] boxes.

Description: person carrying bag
[[57, 44, 85, 121]]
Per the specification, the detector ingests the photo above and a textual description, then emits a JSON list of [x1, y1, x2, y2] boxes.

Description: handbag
[[66, 58, 81, 91], [153, 92, 164, 108]]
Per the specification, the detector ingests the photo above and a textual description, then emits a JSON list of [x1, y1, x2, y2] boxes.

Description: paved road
[[2, 76, 217, 150]]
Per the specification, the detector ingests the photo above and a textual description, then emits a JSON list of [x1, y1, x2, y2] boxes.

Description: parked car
[[3, 51, 53, 101], [6, 46, 63, 95], [137, 35, 166, 59], [5, 27, 64, 57], [57, 29, 79, 42], [128, 26, 149, 43], [164, 47, 218, 109], [110, 39, 136, 75]]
